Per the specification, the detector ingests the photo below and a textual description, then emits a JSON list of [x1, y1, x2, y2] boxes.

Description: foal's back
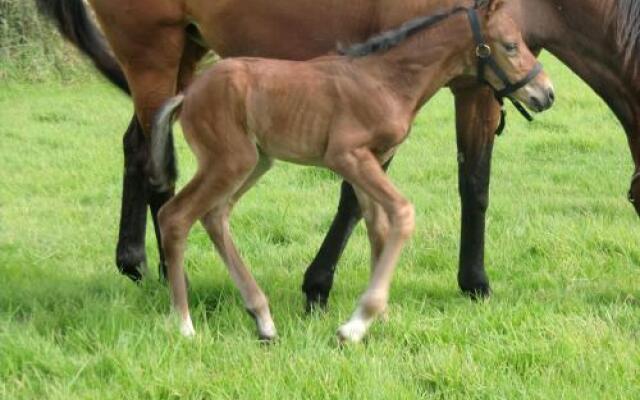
[[181, 56, 411, 166]]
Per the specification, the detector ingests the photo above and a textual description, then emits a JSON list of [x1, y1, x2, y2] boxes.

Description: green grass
[[0, 54, 638, 399]]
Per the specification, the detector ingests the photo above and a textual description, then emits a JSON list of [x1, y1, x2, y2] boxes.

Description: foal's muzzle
[[528, 86, 555, 113]]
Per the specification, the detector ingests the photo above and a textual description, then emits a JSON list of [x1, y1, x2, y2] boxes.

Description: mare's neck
[[517, 0, 640, 132], [356, 11, 474, 113]]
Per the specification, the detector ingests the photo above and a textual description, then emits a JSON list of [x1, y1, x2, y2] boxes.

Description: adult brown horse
[[36, 0, 640, 305]]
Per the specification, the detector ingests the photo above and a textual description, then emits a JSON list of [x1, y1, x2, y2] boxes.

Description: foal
[[151, 0, 554, 343]]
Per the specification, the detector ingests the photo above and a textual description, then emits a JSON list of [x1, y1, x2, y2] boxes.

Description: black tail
[[150, 95, 184, 191], [34, 0, 130, 94]]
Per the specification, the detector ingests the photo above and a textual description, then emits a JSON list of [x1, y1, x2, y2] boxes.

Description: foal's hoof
[[180, 322, 196, 338], [257, 326, 278, 343], [337, 321, 367, 344]]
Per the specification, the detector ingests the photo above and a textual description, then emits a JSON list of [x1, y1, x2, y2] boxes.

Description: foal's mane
[[338, 0, 494, 58], [338, 6, 468, 57], [614, 0, 640, 76]]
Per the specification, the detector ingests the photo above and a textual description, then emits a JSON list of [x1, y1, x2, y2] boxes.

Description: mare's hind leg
[[200, 155, 277, 340], [328, 149, 415, 343], [117, 117, 151, 281], [97, 15, 198, 281]]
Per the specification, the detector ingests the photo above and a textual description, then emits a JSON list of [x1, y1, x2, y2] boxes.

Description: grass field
[[0, 54, 639, 399]]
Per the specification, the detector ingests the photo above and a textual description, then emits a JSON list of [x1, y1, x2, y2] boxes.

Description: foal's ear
[[486, 0, 505, 14]]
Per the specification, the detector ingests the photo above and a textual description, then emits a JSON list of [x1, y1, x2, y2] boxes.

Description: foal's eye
[[503, 42, 518, 53]]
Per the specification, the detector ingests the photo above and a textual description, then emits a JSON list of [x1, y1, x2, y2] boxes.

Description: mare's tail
[[34, 0, 130, 94], [150, 95, 185, 191]]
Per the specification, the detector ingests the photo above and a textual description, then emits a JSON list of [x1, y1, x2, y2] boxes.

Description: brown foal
[[151, 0, 554, 343]]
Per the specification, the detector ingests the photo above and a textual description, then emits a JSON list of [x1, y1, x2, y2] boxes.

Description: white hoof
[[180, 319, 196, 338], [257, 319, 277, 341], [337, 319, 368, 343]]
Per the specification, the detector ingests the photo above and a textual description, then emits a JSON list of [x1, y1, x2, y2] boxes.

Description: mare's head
[[475, 0, 555, 112]]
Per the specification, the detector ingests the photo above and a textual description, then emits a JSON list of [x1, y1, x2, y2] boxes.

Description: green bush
[[0, 0, 91, 82]]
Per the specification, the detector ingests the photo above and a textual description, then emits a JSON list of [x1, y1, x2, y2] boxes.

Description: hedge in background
[[0, 0, 91, 82]]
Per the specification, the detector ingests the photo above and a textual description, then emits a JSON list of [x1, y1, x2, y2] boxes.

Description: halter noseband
[[466, 5, 544, 135]]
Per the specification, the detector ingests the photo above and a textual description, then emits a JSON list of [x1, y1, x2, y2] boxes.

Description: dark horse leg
[[452, 83, 501, 299], [302, 181, 362, 310], [115, 32, 207, 282], [116, 116, 176, 282], [302, 83, 500, 308], [116, 116, 150, 281]]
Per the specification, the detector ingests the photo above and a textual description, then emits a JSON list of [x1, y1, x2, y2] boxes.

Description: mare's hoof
[[460, 282, 492, 300], [304, 295, 328, 314], [117, 247, 148, 282], [458, 270, 491, 300], [302, 270, 334, 313], [119, 261, 148, 283]]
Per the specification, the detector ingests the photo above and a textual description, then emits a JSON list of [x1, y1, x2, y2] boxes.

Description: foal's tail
[[150, 95, 185, 191], [34, 0, 130, 95]]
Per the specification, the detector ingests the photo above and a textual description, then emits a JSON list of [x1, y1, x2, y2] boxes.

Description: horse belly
[[186, 0, 374, 59], [246, 90, 332, 166]]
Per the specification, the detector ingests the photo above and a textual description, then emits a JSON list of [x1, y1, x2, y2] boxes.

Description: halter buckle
[[476, 44, 492, 59]]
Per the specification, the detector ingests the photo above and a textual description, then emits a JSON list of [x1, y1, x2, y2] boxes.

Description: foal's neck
[[356, 11, 474, 112]]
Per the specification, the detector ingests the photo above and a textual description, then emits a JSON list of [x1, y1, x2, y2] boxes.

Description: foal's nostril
[[530, 96, 543, 111], [548, 89, 555, 105]]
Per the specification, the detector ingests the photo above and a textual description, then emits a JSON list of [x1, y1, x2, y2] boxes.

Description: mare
[[149, 1, 553, 342], [35, 0, 640, 307]]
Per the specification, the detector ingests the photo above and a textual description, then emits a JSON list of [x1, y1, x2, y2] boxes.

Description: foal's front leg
[[302, 159, 393, 310], [329, 149, 414, 343]]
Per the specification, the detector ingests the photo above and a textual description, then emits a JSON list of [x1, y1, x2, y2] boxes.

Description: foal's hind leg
[[159, 172, 222, 336], [200, 156, 277, 340], [328, 149, 415, 343], [153, 39, 209, 281]]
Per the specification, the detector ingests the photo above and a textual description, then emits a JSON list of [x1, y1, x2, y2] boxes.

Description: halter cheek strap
[[466, 7, 544, 135]]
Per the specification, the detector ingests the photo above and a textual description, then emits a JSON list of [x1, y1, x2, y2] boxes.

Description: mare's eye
[[503, 42, 518, 53]]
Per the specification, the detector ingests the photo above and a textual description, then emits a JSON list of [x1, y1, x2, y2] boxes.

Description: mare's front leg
[[302, 181, 362, 309], [451, 83, 501, 298]]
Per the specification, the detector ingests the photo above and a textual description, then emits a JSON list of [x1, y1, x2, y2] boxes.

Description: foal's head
[[475, 0, 555, 112]]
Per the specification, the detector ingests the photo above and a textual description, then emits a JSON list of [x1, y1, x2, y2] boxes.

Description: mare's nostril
[[548, 89, 555, 105]]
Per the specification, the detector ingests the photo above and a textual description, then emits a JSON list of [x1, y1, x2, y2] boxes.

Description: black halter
[[466, 6, 544, 135]]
